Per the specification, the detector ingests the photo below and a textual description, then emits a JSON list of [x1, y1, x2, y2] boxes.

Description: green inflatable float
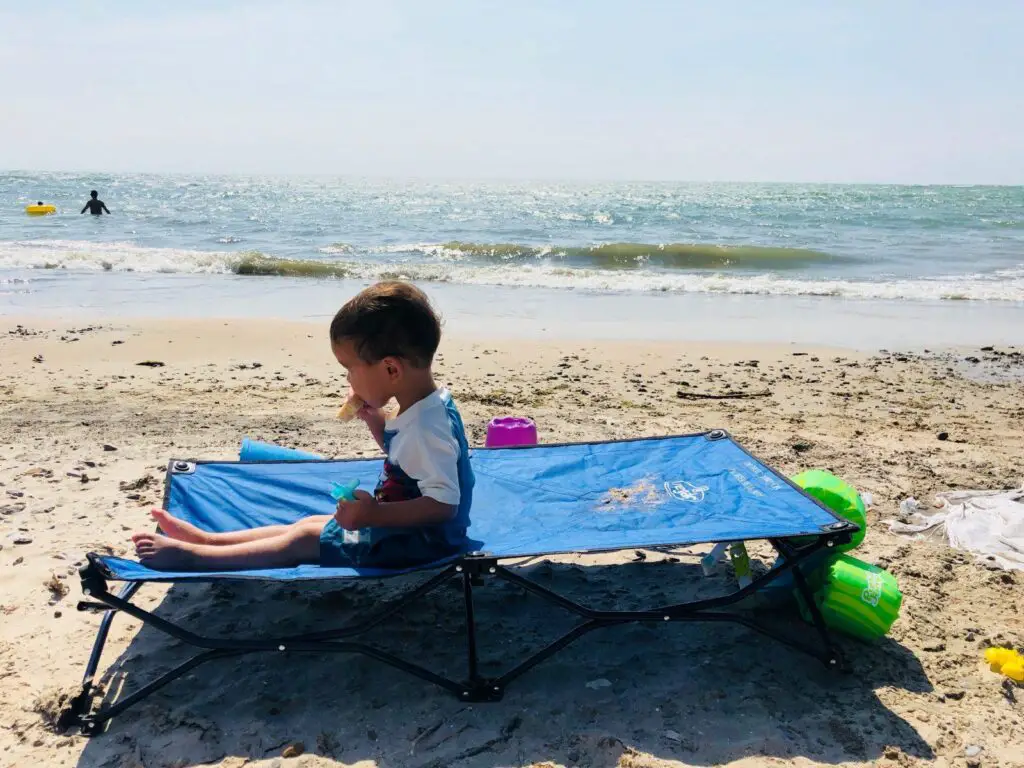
[[791, 469, 868, 552], [812, 554, 903, 641], [789, 470, 902, 642]]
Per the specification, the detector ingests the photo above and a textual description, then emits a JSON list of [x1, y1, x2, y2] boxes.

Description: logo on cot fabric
[[664, 481, 710, 503], [860, 571, 884, 607]]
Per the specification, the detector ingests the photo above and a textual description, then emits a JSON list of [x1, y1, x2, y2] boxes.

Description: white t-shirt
[[379, 388, 463, 507]]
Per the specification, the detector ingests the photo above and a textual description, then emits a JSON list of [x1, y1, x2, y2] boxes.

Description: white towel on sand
[[885, 486, 1024, 571]]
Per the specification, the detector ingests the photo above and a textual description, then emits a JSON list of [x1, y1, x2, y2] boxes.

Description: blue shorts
[[319, 519, 460, 568]]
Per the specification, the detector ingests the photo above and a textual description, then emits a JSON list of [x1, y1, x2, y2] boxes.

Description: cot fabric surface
[[70, 431, 854, 734], [96, 432, 845, 582]]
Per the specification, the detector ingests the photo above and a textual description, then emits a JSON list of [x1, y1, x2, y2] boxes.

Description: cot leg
[[456, 555, 504, 701], [65, 559, 142, 733], [772, 538, 847, 670]]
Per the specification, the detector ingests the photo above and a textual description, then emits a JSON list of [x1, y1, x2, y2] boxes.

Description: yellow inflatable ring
[[26, 204, 57, 216]]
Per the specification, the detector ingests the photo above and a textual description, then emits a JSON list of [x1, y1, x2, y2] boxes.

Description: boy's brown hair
[[329, 281, 441, 368]]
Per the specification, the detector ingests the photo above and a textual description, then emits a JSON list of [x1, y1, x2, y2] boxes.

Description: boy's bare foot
[[149, 508, 210, 544], [133, 532, 199, 570]]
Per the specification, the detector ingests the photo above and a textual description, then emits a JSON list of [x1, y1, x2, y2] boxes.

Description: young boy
[[132, 281, 474, 570]]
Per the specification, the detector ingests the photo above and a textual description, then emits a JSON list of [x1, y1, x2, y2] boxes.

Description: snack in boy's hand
[[336, 394, 365, 422]]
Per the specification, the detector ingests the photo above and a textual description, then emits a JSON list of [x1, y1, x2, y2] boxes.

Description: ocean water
[[2, 173, 1023, 346]]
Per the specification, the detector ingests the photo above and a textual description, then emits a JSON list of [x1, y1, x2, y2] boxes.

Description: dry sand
[[1, 318, 1022, 768]]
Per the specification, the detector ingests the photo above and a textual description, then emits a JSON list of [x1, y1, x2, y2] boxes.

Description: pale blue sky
[[2, 1, 1022, 182]]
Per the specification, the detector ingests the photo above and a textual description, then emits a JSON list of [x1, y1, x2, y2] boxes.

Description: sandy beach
[[1, 317, 1022, 768]]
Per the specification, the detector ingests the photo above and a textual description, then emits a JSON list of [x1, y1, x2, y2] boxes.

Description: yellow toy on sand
[[985, 647, 1024, 682]]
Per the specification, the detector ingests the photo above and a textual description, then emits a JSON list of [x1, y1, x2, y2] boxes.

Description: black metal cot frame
[[67, 530, 851, 735], [67, 432, 857, 734]]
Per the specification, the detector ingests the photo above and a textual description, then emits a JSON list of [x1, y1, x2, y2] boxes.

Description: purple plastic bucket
[[485, 416, 538, 448]]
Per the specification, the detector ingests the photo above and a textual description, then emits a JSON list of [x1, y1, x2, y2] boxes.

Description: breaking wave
[[388, 241, 839, 270], [1, 239, 1021, 302]]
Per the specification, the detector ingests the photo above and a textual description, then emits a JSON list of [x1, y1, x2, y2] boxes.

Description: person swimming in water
[[80, 190, 110, 215]]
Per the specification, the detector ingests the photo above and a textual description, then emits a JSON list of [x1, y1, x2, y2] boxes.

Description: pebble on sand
[[281, 743, 305, 758]]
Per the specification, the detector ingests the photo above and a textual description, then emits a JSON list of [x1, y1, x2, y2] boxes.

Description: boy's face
[[331, 339, 398, 408]]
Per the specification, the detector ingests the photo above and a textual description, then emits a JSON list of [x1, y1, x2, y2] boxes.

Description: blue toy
[[240, 438, 322, 462], [329, 480, 359, 502], [329, 480, 365, 544]]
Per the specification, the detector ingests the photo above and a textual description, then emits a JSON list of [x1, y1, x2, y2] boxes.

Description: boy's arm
[[337, 412, 463, 529], [358, 406, 386, 450], [336, 493, 455, 529], [102, 203, 110, 214]]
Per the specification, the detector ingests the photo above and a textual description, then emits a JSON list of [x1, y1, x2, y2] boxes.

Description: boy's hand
[[335, 489, 376, 529], [356, 400, 385, 426], [349, 392, 387, 451]]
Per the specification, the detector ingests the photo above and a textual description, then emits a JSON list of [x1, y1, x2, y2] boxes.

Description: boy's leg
[[145, 509, 333, 546], [134, 518, 325, 571]]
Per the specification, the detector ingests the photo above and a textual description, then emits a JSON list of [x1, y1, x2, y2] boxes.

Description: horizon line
[[2, 168, 1022, 187]]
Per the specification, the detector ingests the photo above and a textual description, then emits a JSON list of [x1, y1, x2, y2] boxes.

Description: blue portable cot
[[68, 431, 856, 734]]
